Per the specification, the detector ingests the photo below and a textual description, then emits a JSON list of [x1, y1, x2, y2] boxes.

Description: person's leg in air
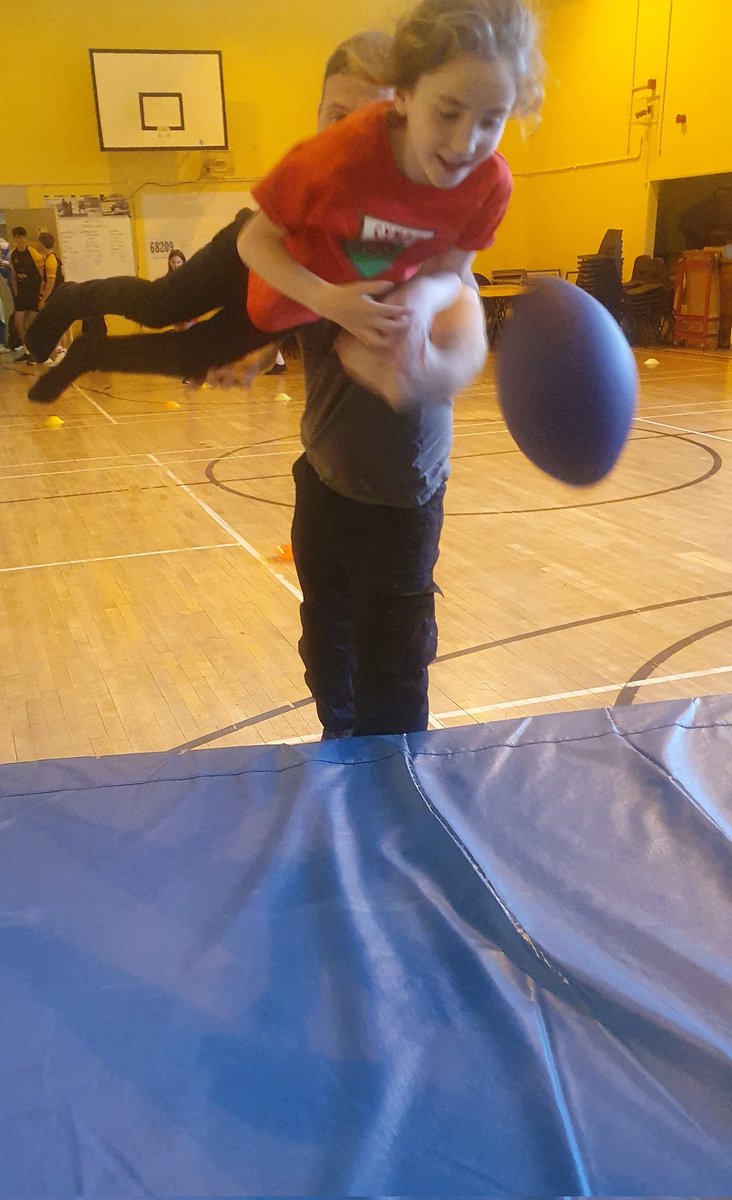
[[26, 210, 253, 365]]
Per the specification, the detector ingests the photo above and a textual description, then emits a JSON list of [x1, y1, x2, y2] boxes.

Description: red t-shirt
[[248, 100, 513, 331]]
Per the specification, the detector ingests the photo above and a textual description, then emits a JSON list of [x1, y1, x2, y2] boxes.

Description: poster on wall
[[139, 190, 254, 280], [43, 194, 136, 282]]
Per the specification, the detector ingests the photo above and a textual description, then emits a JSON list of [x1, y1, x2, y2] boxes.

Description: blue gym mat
[[1, 695, 731, 1196]]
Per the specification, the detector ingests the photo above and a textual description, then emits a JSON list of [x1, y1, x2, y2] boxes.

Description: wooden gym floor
[[1, 344, 730, 764]]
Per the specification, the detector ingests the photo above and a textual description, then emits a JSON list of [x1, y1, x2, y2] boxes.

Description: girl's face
[[169, 254, 184, 271], [392, 54, 516, 188]]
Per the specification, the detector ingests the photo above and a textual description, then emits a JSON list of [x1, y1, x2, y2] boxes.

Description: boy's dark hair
[[39, 232, 55, 250], [12, 226, 28, 237]]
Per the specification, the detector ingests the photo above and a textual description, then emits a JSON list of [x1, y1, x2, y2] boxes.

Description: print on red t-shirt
[[248, 100, 513, 332]]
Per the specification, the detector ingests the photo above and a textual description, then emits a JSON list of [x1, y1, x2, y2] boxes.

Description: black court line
[[206, 443, 297, 507], [450, 431, 661, 463], [0, 473, 292, 507], [446, 433, 721, 515], [168, 697, 316, 753], [435, 588, 732, 664], [173, 587, 732, 752], [615, 617, 732, 706], [205, 430, 721, 514]]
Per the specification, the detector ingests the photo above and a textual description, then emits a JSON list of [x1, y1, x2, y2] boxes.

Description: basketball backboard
[[89, 49, 227, 151]]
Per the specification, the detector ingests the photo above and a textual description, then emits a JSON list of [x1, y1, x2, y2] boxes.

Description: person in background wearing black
[[10, 226, 43, 362]]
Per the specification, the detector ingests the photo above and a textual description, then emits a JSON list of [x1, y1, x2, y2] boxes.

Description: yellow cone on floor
[[274, 392, 291, 403], [45, 415, 64, 428], [164, 399, 181, 410]]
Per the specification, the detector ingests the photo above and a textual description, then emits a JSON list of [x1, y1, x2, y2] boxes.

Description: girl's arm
[[335, 275, 488, 413], [237, 211, 408, 348]]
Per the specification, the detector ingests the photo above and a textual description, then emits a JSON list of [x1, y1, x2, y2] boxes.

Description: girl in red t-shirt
[[28, 0, 543, 403], [238, 0, 543, 352]]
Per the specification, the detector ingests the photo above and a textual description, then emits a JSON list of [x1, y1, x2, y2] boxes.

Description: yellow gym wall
[[5, 0, 732, 281], [477, 0, 732, 278]]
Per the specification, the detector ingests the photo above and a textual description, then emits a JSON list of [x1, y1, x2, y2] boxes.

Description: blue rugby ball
[[495, 278, 638, 486]]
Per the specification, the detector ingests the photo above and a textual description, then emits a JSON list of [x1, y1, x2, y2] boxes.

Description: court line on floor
[[0, 446, 303, 483], [431, 663, 732, 720], [635, 418, 732, 443], [0, 441, 304, 477], [639, 387, 729, 400], [7, 410, 299, 435], [640, 367, 731, 381], [72, 382, 118, 424], [0, 421, 680, 485], [185, 587, 732, 749], [616, 617, 732, 707], [0, 543, 237, 574], [147, 453, 303, 601], [637, 405, 732, 419]]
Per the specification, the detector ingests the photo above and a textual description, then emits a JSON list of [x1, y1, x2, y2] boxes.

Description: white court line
[[640, 368, 731, 383], [635, 418, 732, 443], [638, 404, 732, 418], [642, 389, 732, 407], [147, 454, 303, 602], [1, 436, 301, 468], [1, 446, 301, 483], [0, 542, 237, 574], [2, 462, 164, 482], [259, 661, 732, 742], [433, 663, 732, 721], [73, 382, 117, 424], [8, 410, 300, 436], [453, 427, 511, 440], [0, 439, 302, 475]]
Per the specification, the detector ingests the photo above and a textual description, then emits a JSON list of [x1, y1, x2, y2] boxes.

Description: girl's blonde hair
[[387, 0, 543, 116]]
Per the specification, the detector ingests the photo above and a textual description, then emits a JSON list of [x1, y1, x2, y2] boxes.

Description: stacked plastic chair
[[577, 229, 624, 321], [490, 268, 528, 286], [621, 255, 674, 346]]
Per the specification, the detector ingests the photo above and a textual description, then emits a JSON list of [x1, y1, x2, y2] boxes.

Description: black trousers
[[32, 209, 276, 381], [73, 209, 252, 327], [83, 304, 277, 380], [290, 454, 444, 738]]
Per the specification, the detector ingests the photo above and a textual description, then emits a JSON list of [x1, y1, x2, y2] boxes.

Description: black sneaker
[[28, 335, 94, 402], [264, 361, 287, 376]]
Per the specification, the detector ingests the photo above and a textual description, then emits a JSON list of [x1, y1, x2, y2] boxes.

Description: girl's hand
[[320, 280, 410, 348]]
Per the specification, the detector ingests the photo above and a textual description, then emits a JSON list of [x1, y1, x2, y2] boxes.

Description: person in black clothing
[[10, 226, 43, 359], [26, 29, 500, 740], [26, 208, 259, 398]]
